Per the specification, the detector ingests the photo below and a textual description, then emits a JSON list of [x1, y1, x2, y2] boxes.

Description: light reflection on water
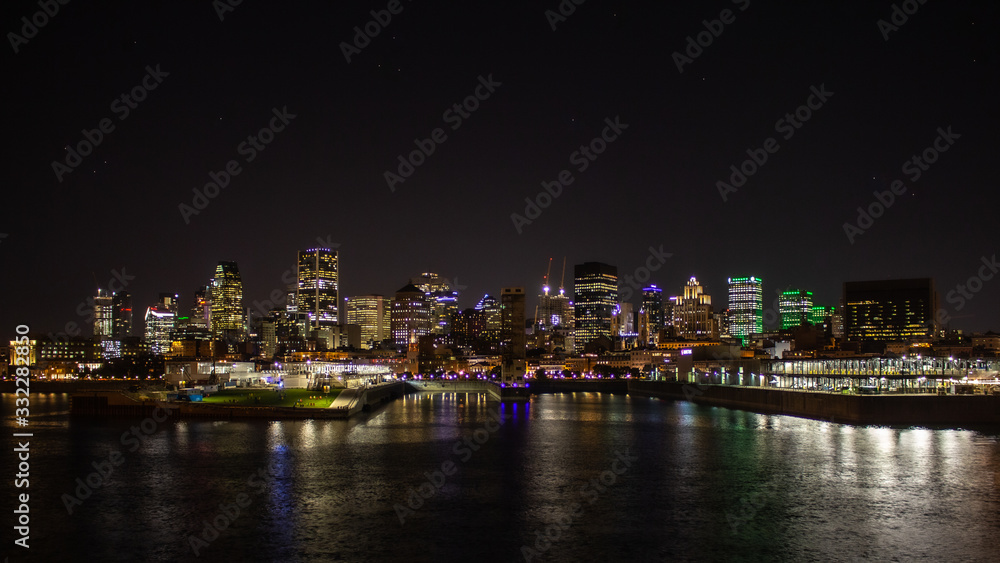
[[2, 392, 998, 562]]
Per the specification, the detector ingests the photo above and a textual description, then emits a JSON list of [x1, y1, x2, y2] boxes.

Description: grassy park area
[[200, 388, 342, 408]]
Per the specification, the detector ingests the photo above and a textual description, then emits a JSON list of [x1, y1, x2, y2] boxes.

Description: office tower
[[640, 285, 665, 345], [297, 248, 339, 329], [611, 302, 635, 336], [672, 276, 717, 339], [111, 291, 132, 339], [411, 273, 459, 335], [144, 306, 176, 355], [779, 289, 814, 329], [475, 294, 501, 349], [500, 287, 526, 382], [189, 286, 210, 329], [843, 278, 939, 342], [93, 288, 113, 340], [452, 308, 485, 350], [391, 284, 431, 347], [345, 295, 391, 349], [727, 276, 763, 343], [210, 261, 246, 341], [573, 262, 618, 347], [157, 293, 180, 317]]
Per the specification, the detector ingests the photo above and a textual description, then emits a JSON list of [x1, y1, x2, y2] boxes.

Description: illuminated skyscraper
[[573, 262, 618, 347], [779, 289, 814, 329], [672, 277, 717, 339], [346, 295, 391, 349], [190, 286, 210, 329], [210, 261, 246, 342], [475, 294, 501, 352], [411, 273, 459, 335], [843, 279, 938, 342], [93, 289, 113, 340], [144, 306, 176, 356], [158, 293, 180, 316], [297, 248, 339, 329], [391, 284, 431, 347], [727, 276, 763, 343], [640, 285, 665, 345]]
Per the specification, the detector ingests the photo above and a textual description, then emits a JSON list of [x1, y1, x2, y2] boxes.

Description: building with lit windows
[[843, 278, 939, 342], [411, 273, 459, 335], [345, 295, 391, 348], [144, 306, 176, 356], [639, 286, 665, 345], [672, 277, 717, 339], [727, 277, 763, 343], [190, 286, 210, 329], [297, 248, 339, 328], [475, 294, 501, 350], [391, 284, 431, 347], [574, 262, 618, 347], [210, 261, 247, 343], [93, 289, 113, 340], [779, 289, 814, 329]]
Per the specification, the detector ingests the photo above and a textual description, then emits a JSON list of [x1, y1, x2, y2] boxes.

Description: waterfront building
[[500, 287, 526, 383], [843, 278, 939, 342]]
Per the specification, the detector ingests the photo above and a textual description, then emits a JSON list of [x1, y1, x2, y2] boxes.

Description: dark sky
[[4, 0, 998, 336]]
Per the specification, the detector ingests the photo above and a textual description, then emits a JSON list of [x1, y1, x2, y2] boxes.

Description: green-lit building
[[779, 289, 813, 329], [727, 276, 763, 343]]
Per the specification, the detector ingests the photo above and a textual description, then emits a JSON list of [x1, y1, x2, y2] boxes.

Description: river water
[[3, 391, 999, 562]]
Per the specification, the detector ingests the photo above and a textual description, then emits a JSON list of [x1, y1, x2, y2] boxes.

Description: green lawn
[[200, 388, 341, 408]]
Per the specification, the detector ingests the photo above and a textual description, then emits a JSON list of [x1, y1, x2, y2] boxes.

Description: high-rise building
[[727, 276, 763, 343], [190, 286, 210, 329], [111, 291, 132, 339], [672, 277, 717, 339], [210, 261, 246, 342], [574, 262, 618, 347], [93, 289, 113, 340], [843, 279, 939, 342], [500, 287, 526, 383], [410, 273, 459, 335], [640, 286, 665, 345], [158, 293, 180, 316], [297, 248, 339, 329], [391, 284, 431, 347], [475, 294, 501, 352], [144, 306, 176, 356], [779, 289, 814, 329], [345, 295, 391, 348]]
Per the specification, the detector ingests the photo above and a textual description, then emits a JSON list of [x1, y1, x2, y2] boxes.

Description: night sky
[[4, 0, 998, 336]]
